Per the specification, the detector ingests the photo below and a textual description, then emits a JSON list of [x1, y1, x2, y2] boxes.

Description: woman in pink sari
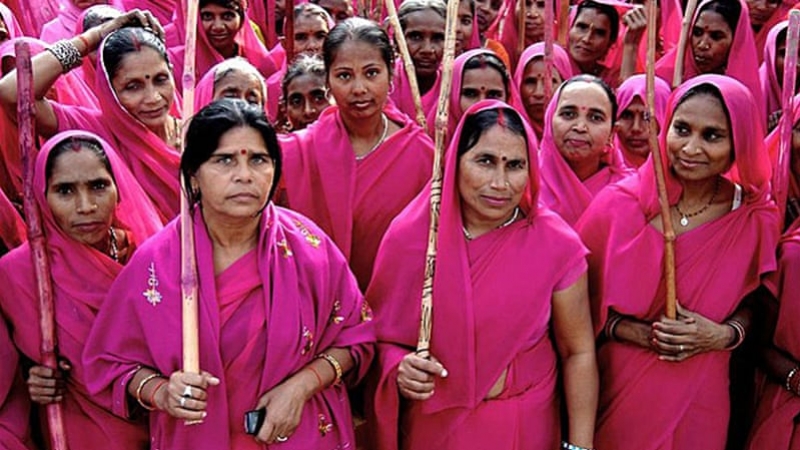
[[277, 54, 332, 132], [40, 0, 113, 43], [764, 93, 800, 228], [0, 316, 32, 450], [279, 18, 434, 291], [74, 4, 122, 102], [539, 74, 632, 226], [365, 100, 598, 450], [0, 13, 183, 222], [759, 21, 800, 132], [566, 0, 629, 88], [576, 75, 780, 450], [83, 98, 375, 449], [0, 188, 24, 257], [121, 0, 177, 24], [514, 42, 573, 140], [614, 74, 671, 168], [749, 0, 793, 64], [194, 57, 267, 112], [0, 130, 162, 449]]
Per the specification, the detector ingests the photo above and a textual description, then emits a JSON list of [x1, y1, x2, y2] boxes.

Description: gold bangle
[[317, 353, 342, 385], [135, 372, 162, 411]]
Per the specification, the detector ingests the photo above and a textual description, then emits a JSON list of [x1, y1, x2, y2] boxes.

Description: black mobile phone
[[244, 407, 266, 435]]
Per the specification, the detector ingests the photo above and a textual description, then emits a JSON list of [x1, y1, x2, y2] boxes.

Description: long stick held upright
[[557, 0, 570, 45], [386, 0, 428, 129], [416, 0, 459, 358], [16, 41, 70, 450], [775, 11, 800, 230], [181, 0, 201, 395], [646, 0, 677, 318], [285, 0, 296, 64], [543, 0, 555, 100], [518, 0, 526, 56], [672, 0, 698, 88]]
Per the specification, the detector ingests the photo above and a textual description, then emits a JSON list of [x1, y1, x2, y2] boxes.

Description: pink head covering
[[614, 74, 671, 167], [568, 0, 635, 76], [754, 0, 794, 64], [764, 92, 800, 201], [194, 57, 268, 111], [2, 0, 57, 37], [247, 0, 279, 49], [75, 4, 123, 97], [40, 0, 123, 43], [513, 42, 574, 137], [492, 0, 562, 69], [760, 20, 788, 119], [121, 0, 177, 24], [0, 3, 25, 41], [0, 189, 24, 252]]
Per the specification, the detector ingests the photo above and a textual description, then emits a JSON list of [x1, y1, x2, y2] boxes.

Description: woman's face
[[568, 8, 613, 69], [404, 10, 446, 79], [520, 57, 563, 124], [667, 93, 733, 182], [691, 10, 733, 74], [191, 126, 275, 221], [200, 3, 243, 55], [46, 146, 118, 250], [327, 39, 390, 121], [551, 81, 614, 164], [456, 0, 475, 55], [518, 0, 546, 44], [775, 36, 800, 91], [317, 0, 354, 23], [285, 73, 331, 130], [293, 14, 329, 56], [458, 124, 529, 229], [475, 0, 503, 33], [616, 96, 655, 159], [110, 47, 175, 133], [745, 0, 781, 27], [459, 66, 507, 113], [213, 69, 264, 106]]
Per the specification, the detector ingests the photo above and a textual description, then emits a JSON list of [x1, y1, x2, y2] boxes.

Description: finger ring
[[179, 396, 186, 408], [276, 436, 288, 442], [182, 385, 192, 398], [679, 344, 685, 352]]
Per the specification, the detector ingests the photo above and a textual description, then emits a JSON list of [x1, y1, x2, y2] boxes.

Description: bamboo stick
[[285, 0, 295, 64], [518, 0, 527, 56], [416, 0, 459, 358], [557, 0, 570, 46], [267, 0, 277, 49], [16, 40, 70, 450], [775, 11, 800, 230], [385, 0, 427, 129], [543, 0, 555, 100], [672, 0, 698, 88]]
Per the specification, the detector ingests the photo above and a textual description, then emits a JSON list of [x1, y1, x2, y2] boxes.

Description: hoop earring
[[388, 80, 395, 95]]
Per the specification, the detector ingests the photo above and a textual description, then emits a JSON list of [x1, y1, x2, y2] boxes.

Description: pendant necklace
[[675, 177, 720, 227]]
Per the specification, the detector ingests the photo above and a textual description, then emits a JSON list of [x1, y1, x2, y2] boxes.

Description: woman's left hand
[[651, 302, 732, 362], [254, 379, 310, 445]]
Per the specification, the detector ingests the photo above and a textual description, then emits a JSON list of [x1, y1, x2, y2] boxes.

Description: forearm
[[610, 313, 652, 349], [290, 347, 354, 400], [125, 367, 167, 412], [561, 351, 598, 448], [619, 42, 640, 83]]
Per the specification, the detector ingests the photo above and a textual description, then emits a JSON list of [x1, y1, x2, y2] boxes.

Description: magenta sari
[[3, 0, 57, 37], [576, 75, 779, 450], [389, 59, 441, 123], [614, 74, 671, 169], [364, 100, 587, 450], [0, 188, 24, 253], [121, 0, 177, 24], [0, 130, 162, 449], [278, 105, 434, 291], [754, 0, 794, 64], [40, 0, 123, 43], [83, 204, 375, 449], [0, 317, 32, 450], [193, 58, 268, 112], [0, 4, 24, 41], [760, 20, 788, 121]]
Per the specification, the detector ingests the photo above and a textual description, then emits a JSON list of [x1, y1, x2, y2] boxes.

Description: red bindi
[[240, 149, 247, 155]]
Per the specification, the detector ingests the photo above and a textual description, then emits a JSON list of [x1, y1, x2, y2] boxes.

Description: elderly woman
[[366, 100, 598, 450], [83, 99, 375, 449], [614, 74, 671, 168], [278, 54, 332, 132], [195, 57, 267, 111], [576, 75, 779, 450], [279, 18, 434, 291], [0, 131, 162, 448], [514, 42, 574, 140]]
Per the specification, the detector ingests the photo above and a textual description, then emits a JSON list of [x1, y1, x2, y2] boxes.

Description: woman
[[390, 0, 446, 121], [311, 0, 354, 23], [279, 18, 434, 291], [759, 21, 800, 131], [0, 130, 161, 448], [614, 74, 671, 168], [491, 0, 558, 69], [764, 93, 800, 227], [748, 0, 793, 63], [195, 57, 267, 111], [365, 100, 598, 450], [75, 3, 122, 100], [455, 0, 479, 56], [278, 54, 331, 132], [566, 0, 623, 88], [83, 98, 375, 449], [576, 75, 779, 450], [478, 0, 511, 67], [40, 0, 112, 43], [0, 316, 31, 450], [0, 12, 182, 222], [514, 42, 573, 140], [539, 74, 631, 226]]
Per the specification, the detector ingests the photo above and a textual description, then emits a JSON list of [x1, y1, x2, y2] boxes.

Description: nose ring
[[504, 180, 511, 188]]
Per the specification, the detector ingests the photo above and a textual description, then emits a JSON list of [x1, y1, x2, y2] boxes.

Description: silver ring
[[276, 436, 288, 442], [182, 385, 192, 398], [179, 396, 186, 408], [679, 344, 685, 353]]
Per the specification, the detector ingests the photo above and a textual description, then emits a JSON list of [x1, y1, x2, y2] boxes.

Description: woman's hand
[[621, 6, 647, 46], [651, 302, 733, 362], [254, 378, 313, 445], [154, 370, 220, 422], [396, 353, 448, 401], [27, 360, 71, 405], [95, 8, 165, 44]]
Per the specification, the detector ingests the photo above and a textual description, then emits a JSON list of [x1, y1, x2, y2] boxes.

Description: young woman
[[614, 74, 671, 168], [278, 54, 331, 132], [566, 0, 623, 87], [514, 42, 573, 139]]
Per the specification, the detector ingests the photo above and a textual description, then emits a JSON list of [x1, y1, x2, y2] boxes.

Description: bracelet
[[786, 366, 799, 393], [147, 379, 168, 410], [135, 372, 162, 411], [604, 314, 624, 342], [317, 353, 342, 385], [725, 320, 746, 350], [308, 366, 324, 390], [562, 441, 595, 450], [76, 34, 90, 54], [47, 39, 82, 73]]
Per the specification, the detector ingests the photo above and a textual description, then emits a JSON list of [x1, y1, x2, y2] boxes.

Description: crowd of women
[[0, 0, 799, 448]]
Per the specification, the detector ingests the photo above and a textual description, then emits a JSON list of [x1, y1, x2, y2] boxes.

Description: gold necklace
[[462, 207, 521, 240], [355, 114, 388, 161], [675, 177, 721, 227]]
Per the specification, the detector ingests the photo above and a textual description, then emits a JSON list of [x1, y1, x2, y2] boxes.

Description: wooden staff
[[672, 0, 698, 88], [416, 0, 459, 358], [543, 0, 555, 100], [285, 0, 295, 64], [557, 0, 570, 46], [181, 0, 201, 424], [267, 0, 277, 49], [16, 41, 70, 450], [385, 0, 427, 129], [518, 0, 527, 56], [775, 10, 800, 230], [646, 0, 676, 319]]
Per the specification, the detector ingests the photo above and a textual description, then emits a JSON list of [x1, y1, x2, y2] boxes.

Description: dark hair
[[696, 0, 740, 35], [323, 18, 394, 78], [561, 74, 619, 126], [574, 0, 620, 44], [199, 0, 245, 20], [182, 98, 282, 206], [45, 137, 115, 187], [81, 5, 121, 32], [294, 3, 333, 22], [282, 54, 327, 101], [463, 52, 511, 96], [457, 107, 528, 158], [673, 82, 734, 160], [398, 0, 447, 29], [102, 27, 171, 80], [461, 0, 476, 16]]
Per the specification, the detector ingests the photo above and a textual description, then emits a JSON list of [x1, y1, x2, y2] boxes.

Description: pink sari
[[193, 58, 268, 112], [490, 0, 561, 70], [40, 0, 123, 43], [0, 316, 32, 450], [74, 5, 124, 106], [83, 204, 375, 449], [121, 0, 177, 24], [614, 74, 671, 169], [3, 0, 57, 37], [538, 79, 633, 226], [0, 188, 24, 253], [52, 33, 182, 222], [754, 0, 794, 65], [0, 130, 162, 449], [389, 59, 441, 123], [576, 75, 779, 450], [364, 100, 587, 450], [278, 105, 434, 291], [760, 20, 788, 120]]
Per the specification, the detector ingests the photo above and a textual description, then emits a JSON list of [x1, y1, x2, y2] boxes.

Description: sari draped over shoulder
[[278, 105, 434, 291], [83, 205, 375, 450], [0, 131, 162, 449], [0, 315, 32, 450], [389, 59, 441, 122], [760, 20, 788, 121], [576, 75, 780, 450], [365, 100, 587, 450], [121, 0, 177, 24]]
